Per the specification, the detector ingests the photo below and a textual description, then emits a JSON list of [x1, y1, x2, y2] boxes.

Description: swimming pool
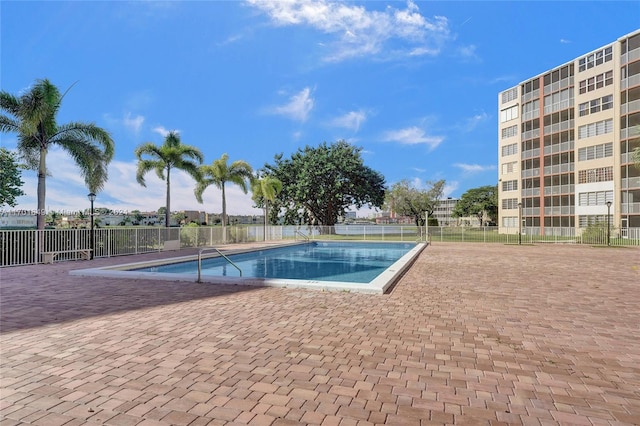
[[70, 241, 427, 294]]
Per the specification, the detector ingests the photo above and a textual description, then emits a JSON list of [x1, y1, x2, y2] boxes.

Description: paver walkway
[[1, 243, 639, 425]]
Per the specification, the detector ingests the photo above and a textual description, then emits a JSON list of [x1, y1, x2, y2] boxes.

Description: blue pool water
[[134, 242, 416, 283]]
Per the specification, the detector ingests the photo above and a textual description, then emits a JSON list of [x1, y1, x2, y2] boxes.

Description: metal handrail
[[197, 247, 242, 283], [295, 230, 310, 241]]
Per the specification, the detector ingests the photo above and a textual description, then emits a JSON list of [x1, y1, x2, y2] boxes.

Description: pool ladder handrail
[[295, 230, 310, 242], [197, 247, 242, 283]]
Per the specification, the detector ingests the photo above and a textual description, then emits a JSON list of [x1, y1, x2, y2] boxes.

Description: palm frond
[[54, 122, 115, 160]]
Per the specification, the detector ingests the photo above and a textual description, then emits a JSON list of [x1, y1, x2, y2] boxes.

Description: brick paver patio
[[1, 242, 639, 425]]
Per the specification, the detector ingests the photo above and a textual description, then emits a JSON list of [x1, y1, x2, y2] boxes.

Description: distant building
[[0, 212, 37, 228], [433, 198, 459, 226]]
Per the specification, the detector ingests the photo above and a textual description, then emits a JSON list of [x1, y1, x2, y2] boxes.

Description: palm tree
[[135, 131, 203, 227], [0, 79, 115, 230], [195, 153, 253, 241], [251, 175, 282, 241]]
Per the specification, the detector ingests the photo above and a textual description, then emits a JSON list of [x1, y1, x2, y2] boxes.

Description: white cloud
[[123, 113, 145, 134], [382, 126, 443, 149], [152, 126, 178, 137], [453, 163, 496, 173], [268, 87, 314, 122], [247, 0, 451, 62], [462, 112, 490, 132], [560, 38, 571, 44], [11, 148, 261, 216], [457, 44, 479, 61], [329, 110, 367, 131], [443, 181, 459, 197]]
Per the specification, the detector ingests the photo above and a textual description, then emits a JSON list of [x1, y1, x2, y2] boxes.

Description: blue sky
[[2, 1, 639, 217]]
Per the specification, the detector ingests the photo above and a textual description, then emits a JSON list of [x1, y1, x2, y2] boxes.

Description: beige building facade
[[498, 29, 640, 236]]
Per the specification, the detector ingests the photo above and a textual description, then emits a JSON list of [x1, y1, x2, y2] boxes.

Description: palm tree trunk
[[264, 201, 269, 241], [37, 147, 47, 230], [165, 167, 171, 228], [221, 184, 227, 243], [37, 146, 47, 260]]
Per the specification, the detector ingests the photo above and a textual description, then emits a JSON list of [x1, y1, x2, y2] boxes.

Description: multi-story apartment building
[[498, 29, 640, 236], [432, 198, 460, 226]]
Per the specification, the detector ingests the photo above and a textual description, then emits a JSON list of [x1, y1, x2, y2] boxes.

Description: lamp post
[[606, 200, 612, 246], [88, 193, 96, 259], [517, 202, 522, 245]]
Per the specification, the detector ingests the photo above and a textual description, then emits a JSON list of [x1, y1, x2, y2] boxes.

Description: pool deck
[[1, 242, 639, 425]]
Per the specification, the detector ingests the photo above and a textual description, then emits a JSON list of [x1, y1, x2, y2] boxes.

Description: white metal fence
[[1, 225, 638, 267]]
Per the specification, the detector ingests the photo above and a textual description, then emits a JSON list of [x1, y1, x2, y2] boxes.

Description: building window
[[578, 95, 613, 117], [502, 161, 517, 175], [578, 142, 613, 161], [501, 143, 518, 157], [578, 119, 613, 139], [501, 125, 518, 139], [578, 190, 614, 206], [502, 217, 518, 227], [578, 71, 613, 94], [502, 180, 518, 191], [501, 88, 518, 104], [577, 166, 613, 183], [502, 198, 519, 209], [500, 105, 519, 123], [579, 215, 612, 228], [578, 46, 613, 72]]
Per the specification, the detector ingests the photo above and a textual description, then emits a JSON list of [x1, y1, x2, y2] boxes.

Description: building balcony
[[543, 164, 574, 175], [522, 168, 540, 178], [543, 77, 573, 95], [544, 206, 575, 215], [543, 141, 574, 155], [620, 126, 640, 140], [621, 203, 640, 214], [543, 120, 574, 136], [522, 148, 540, 159], [621, 47, 640, 65], [521, 188, 540, 197], [622, 152, 637, 164], [543, 184, 574, 195], [522, 89, 539, 103], [620, 99, 640, 115], [622, 177, 640, 189], [621, 73, 640, 90], [521, 129, 540, 141]]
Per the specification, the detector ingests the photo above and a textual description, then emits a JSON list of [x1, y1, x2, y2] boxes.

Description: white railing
[[2, 225, 639, 267]]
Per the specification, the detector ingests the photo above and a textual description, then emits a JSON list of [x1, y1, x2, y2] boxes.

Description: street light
[[517, 202, 522, 245], [88, 193, 96, 259], [606, 200, 612, 246]]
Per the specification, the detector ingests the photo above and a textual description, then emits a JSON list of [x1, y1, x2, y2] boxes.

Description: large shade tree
[[452, 184, 498, 226], [263, 140, 385, 226], [135, 131, 203, 227], [0, 79, 114, 229], [385, 179, 446, 226], [195, 153, 253, 237], [0, 148, 26, 207], [251, 175, 283, 240]]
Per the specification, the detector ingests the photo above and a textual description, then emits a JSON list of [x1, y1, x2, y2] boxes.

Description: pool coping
[[69, 241, 428, 294]]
